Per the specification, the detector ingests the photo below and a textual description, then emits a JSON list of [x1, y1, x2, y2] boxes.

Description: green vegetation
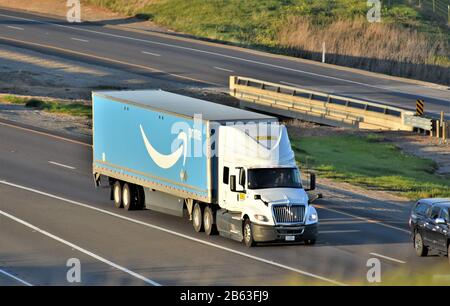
[[292, 134, 450, 200], [1, 95, 91, 118], [83, 0, 450, 85]]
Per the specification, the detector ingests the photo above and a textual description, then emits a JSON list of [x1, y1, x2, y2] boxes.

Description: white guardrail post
[[230, 76, 433, 132]]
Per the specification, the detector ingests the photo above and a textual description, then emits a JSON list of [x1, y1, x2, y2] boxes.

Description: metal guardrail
[[230, 76, 423, 131]]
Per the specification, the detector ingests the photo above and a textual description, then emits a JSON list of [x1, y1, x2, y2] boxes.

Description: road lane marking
[[369, 252, 406, 264], [71, 37, 89, 43], [319, 230, 360, 234], [0, 269, 33, 286], [0, 12, 437, 95], [48, 161, 76, 170], [0, 180, 346, 286], [315, 205, 410, 234], [214, 66, 234, 73], [0, 36, 220, 87], [6, 26, 24, 31], [0, 120, 91, 147], [142, 51, 161, 57], [280, 81, 302, 88], [0, 208, 161, 286]]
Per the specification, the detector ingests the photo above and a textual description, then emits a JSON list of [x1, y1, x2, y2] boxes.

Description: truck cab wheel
[[203, 206, 217, 236], [243, 219, 255, 247], [113, 181, 123, 208], [122, 183, 136, 211], [192, 203, 204, 233], [415, 232, 428, 257]]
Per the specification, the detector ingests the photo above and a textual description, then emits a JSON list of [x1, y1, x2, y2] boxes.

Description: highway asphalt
[[0, 119, 449, 286], [0, 8, 448, 119]]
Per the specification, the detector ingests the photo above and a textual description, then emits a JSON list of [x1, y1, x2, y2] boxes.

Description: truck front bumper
[[252, 223, 318, 243]]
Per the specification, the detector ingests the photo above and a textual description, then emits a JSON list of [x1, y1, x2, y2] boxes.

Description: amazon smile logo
[[140, 124, 188, 169]]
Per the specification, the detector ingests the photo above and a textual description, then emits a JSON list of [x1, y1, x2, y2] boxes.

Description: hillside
[[84, 0, 450, 85]]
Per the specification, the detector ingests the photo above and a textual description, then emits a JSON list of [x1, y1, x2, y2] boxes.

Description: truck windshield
[[247, 168, 302, 189]]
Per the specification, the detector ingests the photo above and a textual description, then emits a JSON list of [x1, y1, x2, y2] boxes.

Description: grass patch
[[1, 95, 91, 118], [292, 134, 450, 200]]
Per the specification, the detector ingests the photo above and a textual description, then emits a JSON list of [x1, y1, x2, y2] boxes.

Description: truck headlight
[[254, 214, 269, 222], [309, 212, 318, 222]]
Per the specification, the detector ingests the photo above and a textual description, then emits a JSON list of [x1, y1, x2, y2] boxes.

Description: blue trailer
[[92, 90, 318, 247]]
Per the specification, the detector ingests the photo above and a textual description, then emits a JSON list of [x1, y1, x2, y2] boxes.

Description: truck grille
[[273, 205, 305, 224]]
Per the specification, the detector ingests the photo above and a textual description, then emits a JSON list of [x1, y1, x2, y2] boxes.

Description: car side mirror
[[306, 173, 316, 191], [230, 175, 237, 192], [435, 218, 446, 225], [254, 194, 261, 200]]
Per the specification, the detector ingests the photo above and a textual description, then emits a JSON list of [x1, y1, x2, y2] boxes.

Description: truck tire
[[113, 181, 123, 208], [122, 183, 136, 211], [192, 203, 204, 233], [203, 206, 217, 236], [243, 219, 255, 247], [414, 232, 428, 257], [136, 186, 145, 210]]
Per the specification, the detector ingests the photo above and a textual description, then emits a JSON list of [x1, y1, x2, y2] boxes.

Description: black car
[[409, 198, 450, 260]]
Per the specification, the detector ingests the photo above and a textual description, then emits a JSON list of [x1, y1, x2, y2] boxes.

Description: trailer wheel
[[122, 183, 136, 211], [136, 186, 145, 210], [192, 203, 204, 233], [112, 181, 123, 208], [243, 219, 255, 247], [203, 206, 217, 236]]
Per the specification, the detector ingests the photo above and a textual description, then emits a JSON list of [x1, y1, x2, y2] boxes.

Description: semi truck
[[92, 90, 319, 247]]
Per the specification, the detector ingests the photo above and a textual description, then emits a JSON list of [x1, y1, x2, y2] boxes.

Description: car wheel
[[414, 232, 428, 257], [243, 219, 255, 247], [304, 239, 316, 245], [448, 243, 450, 264], [203, 206, 217, 236], [112, 181, 123, 209], [192, 203, 204, 233]]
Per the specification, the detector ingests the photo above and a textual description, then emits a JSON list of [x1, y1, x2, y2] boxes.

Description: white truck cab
[[214, 123, 319, 247]]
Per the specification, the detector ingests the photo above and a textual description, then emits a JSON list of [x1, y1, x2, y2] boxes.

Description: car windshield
[[247, 168, 302, 189]]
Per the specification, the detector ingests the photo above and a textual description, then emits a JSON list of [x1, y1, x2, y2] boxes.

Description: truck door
[[223, 167, 246, 212]]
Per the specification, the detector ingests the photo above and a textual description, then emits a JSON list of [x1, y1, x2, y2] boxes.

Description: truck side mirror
[[230, 175, 237, 192], [306, 173, 316, 191], [239, 168, 246, 187]]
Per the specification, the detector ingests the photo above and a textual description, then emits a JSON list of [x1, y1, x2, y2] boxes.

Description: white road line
[[0, 12, 435, 95], [48, 161, 76, 170], [369, 252, 406, 264], [280, 81, 302, 88], [0, 121, 91, 147], [214, 66, 234, 73], [0, 269, 33, 286], [71, 37, 89, 43], [0, 208, 161, 286], [142, 51, 161, 57], [0, 180, 345, 286], [319, 230, 361, 234], [315, 205, 410, 234], [6, 25, 24, 31]]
